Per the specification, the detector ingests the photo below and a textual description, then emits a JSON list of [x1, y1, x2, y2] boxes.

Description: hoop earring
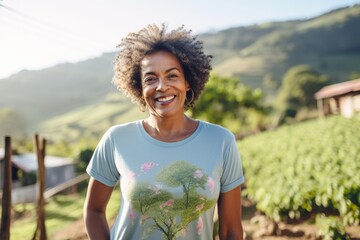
[[186, 88, 194, 104], [139, 104, 147, 112]]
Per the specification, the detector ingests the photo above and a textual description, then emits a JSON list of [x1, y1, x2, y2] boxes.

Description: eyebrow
[[143, 67, 180, 77], [165, 67, 179, 73]]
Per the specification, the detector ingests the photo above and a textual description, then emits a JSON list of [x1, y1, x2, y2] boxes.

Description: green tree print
[[156, 160, 208, 208], [130, 160, 216, 240]]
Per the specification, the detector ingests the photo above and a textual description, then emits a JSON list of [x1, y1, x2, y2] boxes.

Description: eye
[[168, 74, 178, 79], [144, 76, 157, 83]]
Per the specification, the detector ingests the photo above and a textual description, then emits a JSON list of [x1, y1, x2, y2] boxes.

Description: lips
[[156, 95, 175, 102]]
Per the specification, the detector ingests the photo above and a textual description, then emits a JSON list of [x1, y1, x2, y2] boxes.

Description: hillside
[[1, 5, 360, 141], [38, 92, 147, 142], [0, 52, 115, 129], [200, 5, 360, 87]]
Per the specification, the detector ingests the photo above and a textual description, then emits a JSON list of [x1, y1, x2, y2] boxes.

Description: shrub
[[238, 114, 360, 225], [316, 214, 350, 240]]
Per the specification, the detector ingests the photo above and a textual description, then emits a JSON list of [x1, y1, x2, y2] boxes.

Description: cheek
[[142, 85, 154, 98]]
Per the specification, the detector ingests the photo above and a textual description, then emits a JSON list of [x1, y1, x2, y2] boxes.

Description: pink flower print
[[129, 171, 136, 178], [141, 162, 158, 173], [160, 199, 174, 211], [129, 209, 135, 225], [163, 199, 174, 207], [208, 177, 215, 192], [195, 203, 204, 212], [197, 216, 203, 235], [124, 171, 138, 186], [127, 171, 137, 183], [194, 169, 203, 179]]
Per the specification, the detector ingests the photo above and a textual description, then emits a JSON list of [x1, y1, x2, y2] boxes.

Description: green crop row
[[238, 114, 360, 225]]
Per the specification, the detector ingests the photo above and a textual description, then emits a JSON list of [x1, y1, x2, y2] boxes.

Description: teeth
[[157, 96, 175, 102]]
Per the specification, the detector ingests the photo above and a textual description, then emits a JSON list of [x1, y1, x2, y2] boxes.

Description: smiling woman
[[84, 24, 245, 240], [140, 51, 189, 122], [112, 24, 212, 111]]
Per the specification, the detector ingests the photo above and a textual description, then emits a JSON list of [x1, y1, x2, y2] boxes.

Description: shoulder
[[199, 120, 236, 142], [100, 121, 140, 143], [106, 120, 139, 135]]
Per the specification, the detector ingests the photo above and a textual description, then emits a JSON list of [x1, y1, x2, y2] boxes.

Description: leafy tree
[[156, 160, 207, 208], [190, 73, 266, 132], [77, 148, 94, 172], [130, 182, 172, 215], [275, 65, 328, 120]]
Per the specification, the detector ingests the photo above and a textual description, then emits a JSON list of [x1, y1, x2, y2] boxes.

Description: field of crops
[[238, 114, 360, 228]]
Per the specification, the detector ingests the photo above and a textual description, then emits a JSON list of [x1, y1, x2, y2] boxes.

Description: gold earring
[[186, 88, 194, 104], [139, 103, 147, 112]]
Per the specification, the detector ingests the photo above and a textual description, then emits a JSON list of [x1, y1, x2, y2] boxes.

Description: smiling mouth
[[156, 95, 175, 102]]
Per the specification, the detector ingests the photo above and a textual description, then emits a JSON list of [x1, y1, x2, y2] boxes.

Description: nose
[[156, 77, 169, 91]]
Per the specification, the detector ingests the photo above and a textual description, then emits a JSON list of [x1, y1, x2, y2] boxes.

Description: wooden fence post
[[32, 134, 47, 240], [0, 136, 12, 240]]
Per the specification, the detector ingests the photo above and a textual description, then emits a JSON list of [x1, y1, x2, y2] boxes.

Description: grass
[[10, 186, 121, 240]]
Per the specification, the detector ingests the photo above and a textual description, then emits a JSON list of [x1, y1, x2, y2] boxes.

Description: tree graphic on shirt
[[130, 160, 216, 240]]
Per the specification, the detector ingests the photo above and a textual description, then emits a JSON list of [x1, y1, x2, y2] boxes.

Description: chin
[[152, 108, 183, 118]]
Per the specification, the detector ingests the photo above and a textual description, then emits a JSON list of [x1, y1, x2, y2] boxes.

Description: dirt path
[[51, 216, 87, 240], [51, 215, 116, 240]]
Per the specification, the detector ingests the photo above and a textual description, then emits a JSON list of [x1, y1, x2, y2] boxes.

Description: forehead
[[140, 51, 182, 73]]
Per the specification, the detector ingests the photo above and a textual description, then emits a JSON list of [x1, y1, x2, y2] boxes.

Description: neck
[[143, 114, 198, 142]]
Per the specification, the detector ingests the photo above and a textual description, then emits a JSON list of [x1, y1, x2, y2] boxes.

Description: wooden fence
[[0, 136, 12, 240], [0, 135, 89, 240]]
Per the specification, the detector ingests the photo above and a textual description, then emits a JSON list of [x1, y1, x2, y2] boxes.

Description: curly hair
[[112, 23, 212, 109]]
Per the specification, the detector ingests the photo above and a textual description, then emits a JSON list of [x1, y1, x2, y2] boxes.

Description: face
[[140, 51, 189, 118]]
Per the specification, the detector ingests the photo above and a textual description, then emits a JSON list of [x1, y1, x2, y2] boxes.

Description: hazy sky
[[1, 0, 359, 79]]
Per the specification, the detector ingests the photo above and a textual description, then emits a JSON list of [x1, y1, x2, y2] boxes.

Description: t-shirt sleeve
[[86, 129, 120, 187], [220, 135, 245, 193]]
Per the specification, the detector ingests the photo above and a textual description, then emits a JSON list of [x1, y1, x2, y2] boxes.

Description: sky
[[0, 0, 359, 79]]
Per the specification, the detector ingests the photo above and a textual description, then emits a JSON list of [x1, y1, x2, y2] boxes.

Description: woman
[[84, 24, 244, 240]]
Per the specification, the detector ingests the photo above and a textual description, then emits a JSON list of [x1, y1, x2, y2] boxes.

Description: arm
[[217, 186, 243, 240], [84, 177, 114, 240]]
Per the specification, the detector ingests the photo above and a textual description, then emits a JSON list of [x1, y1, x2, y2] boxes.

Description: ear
[[185, 80, 190, 90]]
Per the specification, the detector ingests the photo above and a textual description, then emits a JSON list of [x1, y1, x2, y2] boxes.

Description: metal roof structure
[[11, 154, 75, 172], [315, 78, 360, 100]]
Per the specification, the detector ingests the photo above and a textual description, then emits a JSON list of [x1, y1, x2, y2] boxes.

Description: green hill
[[38, 92, 146, 142], [0, 52, 115, 129], [1, 5, 360, 141], [200, 5, 360, 87]]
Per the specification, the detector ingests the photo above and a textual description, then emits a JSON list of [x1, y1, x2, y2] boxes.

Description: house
[[314, 78, 360, 118], [0, 150, 76, 203]]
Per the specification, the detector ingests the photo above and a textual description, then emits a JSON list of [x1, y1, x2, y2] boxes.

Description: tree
[[77, 148, 94, 172], [190, 73, 266, 132], [275, 65, 328, 120], [156, 160, 208, 208]]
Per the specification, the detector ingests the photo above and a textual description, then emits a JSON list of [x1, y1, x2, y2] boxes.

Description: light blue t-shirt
[[87, 120, 244, 240]]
